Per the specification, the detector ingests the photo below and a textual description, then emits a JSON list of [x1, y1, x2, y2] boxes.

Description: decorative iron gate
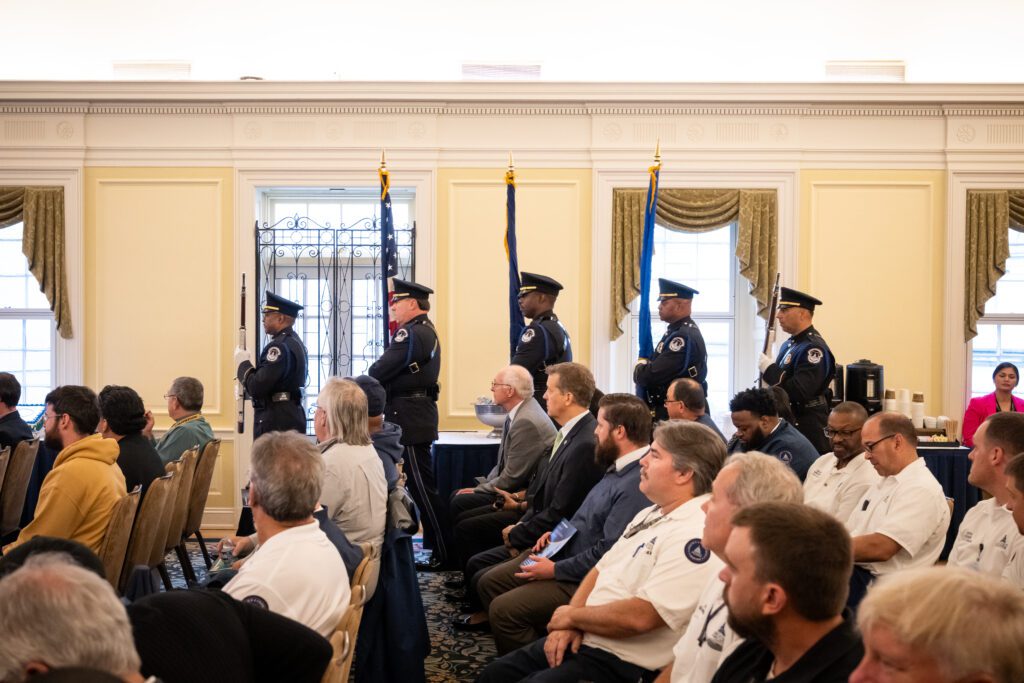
[[255, 213, 415, 432]]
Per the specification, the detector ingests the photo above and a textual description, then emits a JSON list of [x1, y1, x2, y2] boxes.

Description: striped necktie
[[549, 430, 565, 461]]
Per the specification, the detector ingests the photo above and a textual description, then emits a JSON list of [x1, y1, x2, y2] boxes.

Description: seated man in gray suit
[[450, 365, 555, 519]]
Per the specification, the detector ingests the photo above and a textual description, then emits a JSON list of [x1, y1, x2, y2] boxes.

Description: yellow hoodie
[[7, 433, 127, 555]]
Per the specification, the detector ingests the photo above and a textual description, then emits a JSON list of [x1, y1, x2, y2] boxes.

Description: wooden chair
[[98, 485, 141, 589], [157, 448, 197, 588], [118, 472, 174, 593], [321, 584, 367, 683], [0, 439, 40, 537], [352, 541, 382, 602], [0, 447, 11, 504], [179, 439, 221, 571]]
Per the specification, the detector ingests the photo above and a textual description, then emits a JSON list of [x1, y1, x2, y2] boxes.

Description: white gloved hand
[[767, 328, 776, 348], [234, 346, 251, 367], [758, 353, 774, 373]]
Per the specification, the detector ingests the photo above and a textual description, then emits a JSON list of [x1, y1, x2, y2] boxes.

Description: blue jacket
[[371, 421, 404, 492], [553, 456, 651, 583], [731, 419, 817, 481]]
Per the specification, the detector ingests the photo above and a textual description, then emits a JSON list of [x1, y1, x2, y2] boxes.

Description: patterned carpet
[[166, 542, 497, 682]]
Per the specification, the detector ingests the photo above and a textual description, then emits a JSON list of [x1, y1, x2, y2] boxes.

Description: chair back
[[321, 585, 367, 683], [118, 472, 174, 592], [0, 447, 11, 501], [0, 439, 40, 536], [351, 541, 382, 602], [98, 486, 141, 589], [183, 439, 220, 538], [164, 448, 198, 554]]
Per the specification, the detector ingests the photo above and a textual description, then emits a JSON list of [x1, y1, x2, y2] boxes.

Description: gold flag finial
[[508, 152, 514, 170], [380, 149, 387, 169], [654, 140, 661, 164]]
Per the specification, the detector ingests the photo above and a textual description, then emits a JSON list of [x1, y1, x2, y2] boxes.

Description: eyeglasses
[[163, 394, 176, 400], [44, 411, 62, 423], [490, 382, 512, 391], [824, 427, 862, 439], [863, 433, 898, 453], [664, 400, 683, 408]]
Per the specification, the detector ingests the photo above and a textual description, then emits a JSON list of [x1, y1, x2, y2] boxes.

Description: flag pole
[[636, 141, 662, 398]]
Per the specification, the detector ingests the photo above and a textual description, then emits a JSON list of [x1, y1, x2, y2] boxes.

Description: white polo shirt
[[803, 451, 879, 524], [668, 574, 741, 683], [224, 520, 350, 638], [584, 495, 717, 671], [1001, 534, 1024, 589], [948, 498, 1019, 576], [846, 457, 951, 576]]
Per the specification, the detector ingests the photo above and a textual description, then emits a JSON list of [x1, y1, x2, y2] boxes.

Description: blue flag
[[506, 169, 526, 357], [636, 163, 660, 396], [379, 166, 398, 349]]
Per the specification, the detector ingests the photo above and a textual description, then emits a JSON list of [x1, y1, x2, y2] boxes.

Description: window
[[971, 228, 1024, 397], [258, 190, 416, 433], [0, 222, 55, 420], [625, 222, 763, 423]]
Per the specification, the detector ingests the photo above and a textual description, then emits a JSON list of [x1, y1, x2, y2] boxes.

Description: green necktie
[[549, 430, 565, 461]]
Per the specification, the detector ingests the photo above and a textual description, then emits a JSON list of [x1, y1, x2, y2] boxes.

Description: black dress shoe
[[415, 556, 446, 572], [452, 614, 491, 633], [443, 577, 465, 590], [444, 591, 466, 603]]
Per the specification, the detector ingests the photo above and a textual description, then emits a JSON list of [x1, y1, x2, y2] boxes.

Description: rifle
[[236, 274, 247, 434], [758, 273, 782, 386]]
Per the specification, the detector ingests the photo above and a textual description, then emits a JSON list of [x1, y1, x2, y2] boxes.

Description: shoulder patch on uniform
[[656, 341, 664, 353], [669, 337, 686, 352], [242, 595, 269, 610], [266, 346, 281, 363], [779, 450, 793, 463], [394, 328, 408, 343], [684, 538, 711, 564], [807, 348, 823, 365], [521, 328, 535, 343]]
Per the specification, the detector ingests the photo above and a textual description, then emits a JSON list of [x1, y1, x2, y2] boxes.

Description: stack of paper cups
[[896, 388, 912, 418], [883, 389, 897, 413], [911, 392, 925, 428]]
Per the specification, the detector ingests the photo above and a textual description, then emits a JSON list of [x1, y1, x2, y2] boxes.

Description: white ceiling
[[2, 0, 1021, 83]]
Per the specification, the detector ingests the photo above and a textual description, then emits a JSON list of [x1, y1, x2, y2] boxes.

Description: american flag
[[380, 165, 398, 347]]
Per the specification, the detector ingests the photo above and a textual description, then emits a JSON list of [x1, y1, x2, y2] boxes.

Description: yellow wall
[[436, 168, 592, 430], [799, 170, 947, 414], [83, 167, 237, 518]]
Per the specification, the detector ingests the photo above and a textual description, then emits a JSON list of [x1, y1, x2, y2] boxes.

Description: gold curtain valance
[[610, 187, 778, 339], [964, 190, 1024, 342], [0, 186, 72, 339]]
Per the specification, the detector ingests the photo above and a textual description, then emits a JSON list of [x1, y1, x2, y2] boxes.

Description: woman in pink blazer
[[962, 362, 1023, 447]]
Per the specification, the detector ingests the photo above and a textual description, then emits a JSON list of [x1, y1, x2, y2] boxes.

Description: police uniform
[[633, 279, 708, 421], [367, 279, 450, 568], [729, 419, 819, 481], [236, 292, 308, 438], [803, 451, 880, 524], [510, 272, 572, 408], [947, 498, 1020, 577], [762, 288, 835, 453]]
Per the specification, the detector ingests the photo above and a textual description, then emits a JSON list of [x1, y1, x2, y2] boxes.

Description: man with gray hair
[[0, 555, 148, 682], [224, 431, 350, 638], [478, 420, 726, 683], [143, 376, 214, 464], [451, 365, 555, 520], [656, 451, 804, 683]]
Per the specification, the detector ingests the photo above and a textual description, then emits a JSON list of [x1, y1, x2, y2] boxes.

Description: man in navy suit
[[453, 363, 604, 631]]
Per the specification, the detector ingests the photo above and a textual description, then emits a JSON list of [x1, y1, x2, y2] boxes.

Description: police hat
[[778, 287, 823, 313], [518, 272, 564, 297], [657, 278, 699, 301], [391, 278, 433, 302], [262, 291, 303, 318], [350, 375, 386, 417]]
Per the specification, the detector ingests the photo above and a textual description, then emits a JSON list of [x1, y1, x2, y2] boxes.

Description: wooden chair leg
[[175, 544, 198, 585], [157, 562, 173, 591], [195, 529, 212, 569]]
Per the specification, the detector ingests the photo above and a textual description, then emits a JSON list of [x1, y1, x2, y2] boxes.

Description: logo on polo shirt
[[685, 538, 711, 564], [779, 451, 793, 464], [242, 595, 269, 610]]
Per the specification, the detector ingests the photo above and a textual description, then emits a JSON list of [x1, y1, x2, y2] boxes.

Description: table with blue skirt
[[432, 431, 501, 503], [919, 445, 982, 560]]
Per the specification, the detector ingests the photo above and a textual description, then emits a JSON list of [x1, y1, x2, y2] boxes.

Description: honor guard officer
[[511, 272, 572, 409], [758, 287, 835, 454], [633, 278, 708, 421], [235, 292, 309, 438], [367, 278, 451, 570]]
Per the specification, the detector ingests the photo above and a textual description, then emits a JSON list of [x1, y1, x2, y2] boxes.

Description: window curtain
[[0, 186, 72, 339], [610, 188, 778, 339], [964, 190, 1024, 342]]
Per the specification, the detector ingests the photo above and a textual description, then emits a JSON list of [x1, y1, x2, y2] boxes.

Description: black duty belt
[[796, 396, 828, 409], [392, 389, 430, 398], [271, 392, 299, 403]]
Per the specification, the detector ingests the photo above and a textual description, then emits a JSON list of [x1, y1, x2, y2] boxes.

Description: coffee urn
[[829, 363, 845, 408], [846, 359, 884, 414]]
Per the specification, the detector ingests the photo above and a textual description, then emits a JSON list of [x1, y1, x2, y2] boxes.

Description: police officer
[[367, 278, 450, 570], [633, 278, 708, 421], [759, 287, 835, 454], [235, 292, 308, 438], [511, 272, 572, 409]]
